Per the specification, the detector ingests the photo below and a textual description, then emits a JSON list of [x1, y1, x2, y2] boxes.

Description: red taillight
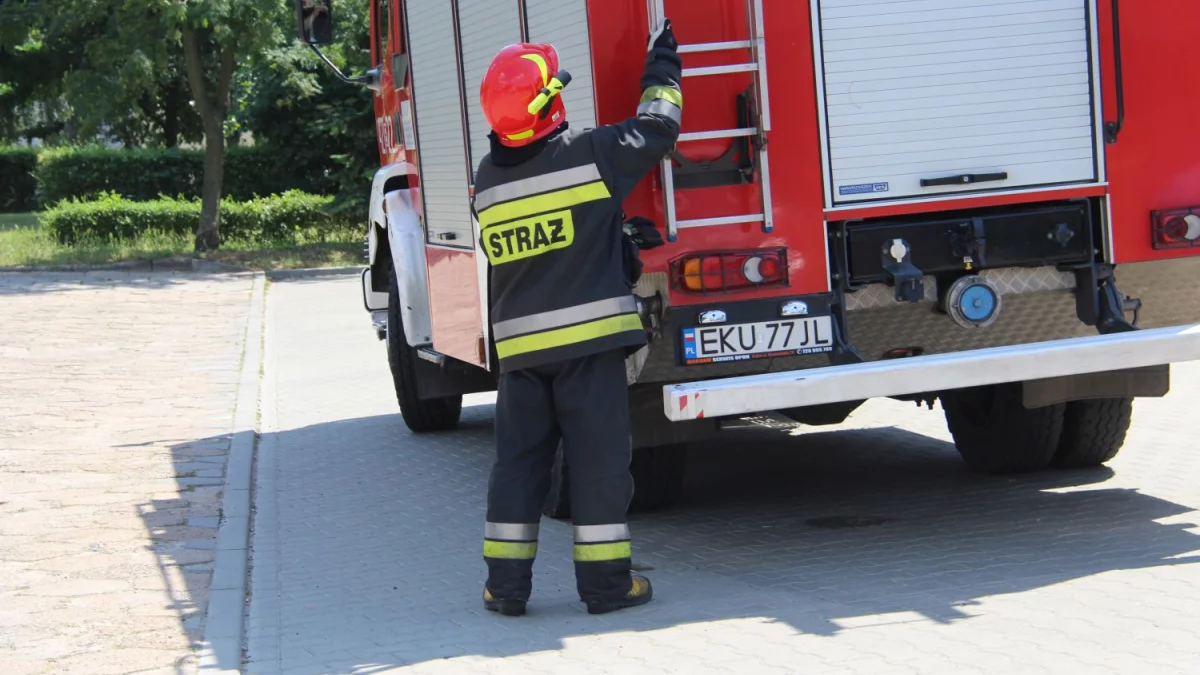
[[1152, 207, 1200, 250], [673, 249, 788, 293]]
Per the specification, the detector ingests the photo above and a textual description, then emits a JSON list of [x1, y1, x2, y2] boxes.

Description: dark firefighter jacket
[[472, 45, 683, 373]]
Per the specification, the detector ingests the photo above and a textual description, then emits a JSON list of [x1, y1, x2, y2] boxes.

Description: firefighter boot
[[483, 587, 527, 617], [586, 575, 654, 615], [482, 527, 540, 616]]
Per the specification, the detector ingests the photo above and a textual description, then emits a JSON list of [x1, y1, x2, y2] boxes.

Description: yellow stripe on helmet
[[520, 53, 550, 87]]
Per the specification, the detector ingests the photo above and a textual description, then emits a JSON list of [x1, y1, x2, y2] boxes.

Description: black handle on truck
[[1104, 0, 1125, 144], [920, 172, 1008, 188]]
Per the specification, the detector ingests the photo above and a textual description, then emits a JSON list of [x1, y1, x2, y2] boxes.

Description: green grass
[[0, 224, 364, 270], [0, 212, 40, 230]]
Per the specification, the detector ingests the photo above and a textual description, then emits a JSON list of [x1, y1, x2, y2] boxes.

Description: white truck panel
[[456, 0, 523, 179], [525, 0, 598, 131], [815, 0, 1099, 204], [405, 0, 472, 246]]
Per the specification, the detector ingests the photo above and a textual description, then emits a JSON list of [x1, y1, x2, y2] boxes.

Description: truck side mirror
[[295, 0, 334, 45]]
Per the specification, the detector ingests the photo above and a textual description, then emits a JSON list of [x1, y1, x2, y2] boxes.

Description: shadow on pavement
[[119, 433, 237, 666], [245, 407, 1200, 673], [0, 271, 245, 296]]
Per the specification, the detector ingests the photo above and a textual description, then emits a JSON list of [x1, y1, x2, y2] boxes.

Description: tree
[[3, 0, 379, 245], [168, 0, 279, 250], [2, 0, 280, 249], [1, 1, 204, 149], [238, 3, 376, 219]]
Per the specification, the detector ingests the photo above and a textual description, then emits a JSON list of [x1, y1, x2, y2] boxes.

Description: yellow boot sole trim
[[496, 313, 643, 359], [573, 541, 632, 562], [484, 540, 538, 560]]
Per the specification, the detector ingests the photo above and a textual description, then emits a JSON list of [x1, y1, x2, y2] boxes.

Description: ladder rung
[[678, 214, 766, 229], [678, 128, 757, 142], [683, 63, 758, 78], [677, 40, 754, 54]]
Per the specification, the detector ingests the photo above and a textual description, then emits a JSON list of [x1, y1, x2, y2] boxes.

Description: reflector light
[[672, 249, 788, 294], [1152, 207, 1200, 250], [742, 257, 766, 284]]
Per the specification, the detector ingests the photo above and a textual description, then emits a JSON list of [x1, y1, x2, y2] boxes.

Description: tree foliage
[[1, 0, 378, 245], [238, 3, 377, 218]]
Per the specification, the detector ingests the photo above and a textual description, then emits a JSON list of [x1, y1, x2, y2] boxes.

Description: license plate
[[681, 317, 835, 365]]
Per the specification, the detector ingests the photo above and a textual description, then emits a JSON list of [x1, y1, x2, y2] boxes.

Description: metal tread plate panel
[[407, 0, 472, 245], [633, 261, 1200, 385], [846, 290, 1093, 363], [844, 266, 1076, 312], [524, 0, 598, 130], [815, 0, 1099, 204]]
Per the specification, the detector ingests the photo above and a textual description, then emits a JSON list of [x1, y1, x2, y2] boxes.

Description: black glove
[[647, 18, 678, 53], [623, 216, 665, 250], [643, 18, 682, 87]]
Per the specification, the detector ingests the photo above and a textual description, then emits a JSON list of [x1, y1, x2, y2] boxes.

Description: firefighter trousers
[[484, 349, 635, 604]]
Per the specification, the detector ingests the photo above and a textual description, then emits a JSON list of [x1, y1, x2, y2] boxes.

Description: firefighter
[[474, 19, 682, 616]]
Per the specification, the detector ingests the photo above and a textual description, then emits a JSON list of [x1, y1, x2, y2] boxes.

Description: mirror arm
[[307, 43, 376, 88]]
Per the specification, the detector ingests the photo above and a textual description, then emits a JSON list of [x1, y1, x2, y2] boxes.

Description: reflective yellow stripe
[[640, 85, 683, 110], [474, 165, 603, 212], [506, 129, 535, 141], [521, 54, 550, 88], [496, 314, 643, 359], [478, 181, 611, 229], [492, 296, 638, 341], [484, 540, 538, 559], [574, 541, 632, 562]]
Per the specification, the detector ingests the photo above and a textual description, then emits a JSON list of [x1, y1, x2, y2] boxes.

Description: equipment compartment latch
[[880, 238, 925, 303], [950, 218, 988, 271]]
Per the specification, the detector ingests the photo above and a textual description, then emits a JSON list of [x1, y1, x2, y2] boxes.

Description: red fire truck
[[296, 0, 1200, 514]]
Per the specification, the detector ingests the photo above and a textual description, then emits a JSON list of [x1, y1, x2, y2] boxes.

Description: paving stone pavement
[[0, 271, 256, 675], [247, 275, 1200, 675]]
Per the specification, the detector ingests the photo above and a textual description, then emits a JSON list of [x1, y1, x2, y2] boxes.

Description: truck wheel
[[942, 383, 1065, 474], [543, 444, 572, 520], [1053, 398, 1133, 468], [387, 270, 462, 433], [629, 444, 688, 512], [542, 443, 688, 520]]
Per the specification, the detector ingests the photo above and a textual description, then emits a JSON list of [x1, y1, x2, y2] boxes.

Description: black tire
[[942, 383, 1065, 474], [387, 269, 462, 433], [629, 443, 688, 512], [1053, 397, 1133, 468], [542, 443, 688, 520], [543, 444, 572, 520]]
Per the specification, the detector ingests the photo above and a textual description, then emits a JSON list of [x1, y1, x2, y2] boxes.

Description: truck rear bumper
[[663, 324, 1200, 421]]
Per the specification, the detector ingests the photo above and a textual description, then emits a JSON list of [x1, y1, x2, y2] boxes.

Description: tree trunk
[[181, 26, 236, 253], [195, 118, 224, 251]]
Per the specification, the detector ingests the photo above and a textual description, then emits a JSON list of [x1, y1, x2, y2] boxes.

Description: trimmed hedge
[[1, 146, 40, 212], [45, 191, 356, 244], [34, 146, 339, 207]]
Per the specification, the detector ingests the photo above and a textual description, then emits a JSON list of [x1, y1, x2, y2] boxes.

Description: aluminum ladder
[[646, 0, 773, 242]]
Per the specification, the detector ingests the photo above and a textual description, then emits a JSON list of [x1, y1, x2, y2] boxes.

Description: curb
[[264, 266, 362, 281], [198, 272, 266, 673]]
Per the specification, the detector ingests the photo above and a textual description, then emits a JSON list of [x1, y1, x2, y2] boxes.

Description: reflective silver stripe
[[485, 522, 539, 541], [574, 524, 630, 543], [474, 164, 604, 213], [492, 296, 639, 342], [637, 99, 683, 124]]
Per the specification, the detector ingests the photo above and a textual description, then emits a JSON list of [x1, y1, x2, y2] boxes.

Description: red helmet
[[481, 43, 568, 148]]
